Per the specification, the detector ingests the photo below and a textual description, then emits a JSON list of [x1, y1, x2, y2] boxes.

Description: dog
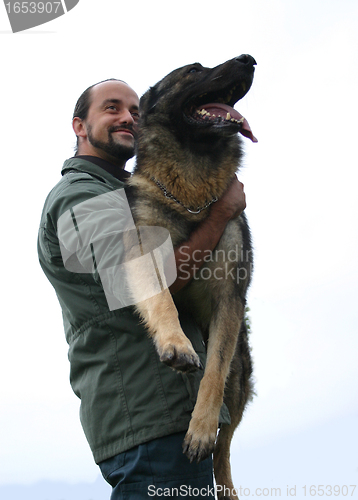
[[125, 55, 257, 499]]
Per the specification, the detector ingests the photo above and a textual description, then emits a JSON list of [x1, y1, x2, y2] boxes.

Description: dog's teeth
[[197, 109, 211, 117], [226, 113, 231, 120], [229, 117, 245, 125]]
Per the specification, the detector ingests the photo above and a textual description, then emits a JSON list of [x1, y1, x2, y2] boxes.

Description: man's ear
[[72, 117, 87, 139]]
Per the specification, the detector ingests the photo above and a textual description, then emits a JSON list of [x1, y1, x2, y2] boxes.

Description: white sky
[[1, 0, 357, 493]]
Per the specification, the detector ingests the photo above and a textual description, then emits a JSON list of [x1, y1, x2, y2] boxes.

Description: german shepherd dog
[[126, 55, 257, 498]]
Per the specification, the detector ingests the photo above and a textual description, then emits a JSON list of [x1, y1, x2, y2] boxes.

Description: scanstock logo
[[3, 0, 79, 32]]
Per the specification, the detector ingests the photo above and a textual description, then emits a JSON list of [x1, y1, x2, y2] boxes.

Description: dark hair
[[72, 78, 126, 154]]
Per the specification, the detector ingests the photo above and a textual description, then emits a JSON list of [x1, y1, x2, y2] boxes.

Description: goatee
[[87, 124, 136, 162]]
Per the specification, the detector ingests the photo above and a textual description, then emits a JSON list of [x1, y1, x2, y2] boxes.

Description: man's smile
[[115, 130, 134, 136], [111, 127, 136, 139]]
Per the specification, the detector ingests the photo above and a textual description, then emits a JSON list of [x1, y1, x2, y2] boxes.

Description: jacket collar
[[61, 156, 131, 187]]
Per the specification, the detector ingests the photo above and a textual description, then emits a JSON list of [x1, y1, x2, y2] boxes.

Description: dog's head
[[139, 55, 257, 148]]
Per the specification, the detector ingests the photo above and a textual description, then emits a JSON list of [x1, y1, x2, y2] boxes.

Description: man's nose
[[119, 109, 135, 125]]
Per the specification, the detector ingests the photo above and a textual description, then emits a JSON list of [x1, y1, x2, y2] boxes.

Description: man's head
[[72, 79, 140, 168]]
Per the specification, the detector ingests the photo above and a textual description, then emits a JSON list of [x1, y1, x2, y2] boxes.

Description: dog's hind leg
[[214, 320, 254, 499], [183, 289, 245, 463]]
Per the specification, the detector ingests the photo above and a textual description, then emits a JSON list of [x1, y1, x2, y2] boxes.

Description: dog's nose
[[236, 54, 257, 67]]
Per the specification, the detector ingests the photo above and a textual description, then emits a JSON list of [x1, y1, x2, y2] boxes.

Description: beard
[[87, 124, 136, 162]]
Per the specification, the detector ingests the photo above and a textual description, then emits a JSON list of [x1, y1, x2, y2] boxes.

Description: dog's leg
[[183, 293, 244, 462], [123, 228, 202, 372], [214, 320, 254, 499], [135, 290, 202, 372]]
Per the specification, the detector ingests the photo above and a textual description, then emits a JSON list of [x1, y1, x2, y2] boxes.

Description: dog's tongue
[[198, 103, 258, 143]]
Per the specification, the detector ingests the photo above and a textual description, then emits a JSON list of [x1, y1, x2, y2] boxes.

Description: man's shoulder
[[43, 170, 106, 214], [40, 159, 124, 228]]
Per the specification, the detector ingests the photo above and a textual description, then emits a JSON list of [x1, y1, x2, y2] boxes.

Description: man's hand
[[211, 175, 246, 222], [170, 176, 246, 294]]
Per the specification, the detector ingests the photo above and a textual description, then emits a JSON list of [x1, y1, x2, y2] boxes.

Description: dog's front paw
[[182, 416, 218, 463], [159, 341, 203, 373]]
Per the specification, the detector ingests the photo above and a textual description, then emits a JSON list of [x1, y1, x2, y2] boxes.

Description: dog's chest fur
[[126, 181, 251, 334]]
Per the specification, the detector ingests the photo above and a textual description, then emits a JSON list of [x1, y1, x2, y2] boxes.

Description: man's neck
[[78, 150, 126, 169]]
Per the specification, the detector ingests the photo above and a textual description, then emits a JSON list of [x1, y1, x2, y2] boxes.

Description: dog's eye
[[188, 67, 200, 74]]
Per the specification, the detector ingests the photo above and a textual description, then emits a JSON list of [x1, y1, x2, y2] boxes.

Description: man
[[38, 79, 246, 499]]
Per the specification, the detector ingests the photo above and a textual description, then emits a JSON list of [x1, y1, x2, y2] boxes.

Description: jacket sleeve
[[57, 189, 177, 311], [39, 172, 114, 266], [40, 172, 176, 313]]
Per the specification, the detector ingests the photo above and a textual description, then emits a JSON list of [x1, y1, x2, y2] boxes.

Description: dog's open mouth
[[185, 85, 257, 143], [192, 103, 257, 143]]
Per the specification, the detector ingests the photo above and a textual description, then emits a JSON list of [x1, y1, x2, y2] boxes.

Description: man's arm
[[170, 176, 246, 293]]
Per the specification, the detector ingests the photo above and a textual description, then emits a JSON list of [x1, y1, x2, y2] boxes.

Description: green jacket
[[38, 157, 229, 464]]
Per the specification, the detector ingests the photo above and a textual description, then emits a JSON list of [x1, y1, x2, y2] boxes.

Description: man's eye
[[131, 112, 140, 120], [106, 105, 117, 111]]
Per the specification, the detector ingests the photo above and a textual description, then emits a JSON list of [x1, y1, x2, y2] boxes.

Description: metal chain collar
[[150, 177, 218, 214]]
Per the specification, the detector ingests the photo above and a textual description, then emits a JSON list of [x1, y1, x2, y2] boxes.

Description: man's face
[[83, 81, 140, 164]]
